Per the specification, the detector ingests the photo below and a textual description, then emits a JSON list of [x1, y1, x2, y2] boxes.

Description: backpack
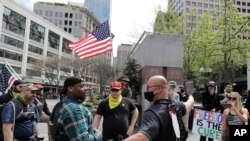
[[49, 101, 69, 141], [0, 100, 23, 140], [149, 100, 188, 141]]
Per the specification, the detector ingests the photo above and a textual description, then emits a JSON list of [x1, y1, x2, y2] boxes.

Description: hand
[[37, 102, 43, 108], [230, 101, 236, 112], [127, 125, 134, 136], [211, 108, 216, 112]]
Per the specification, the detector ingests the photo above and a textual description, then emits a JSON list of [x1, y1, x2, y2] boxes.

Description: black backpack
[[49, 101, 70, 141], [149, 100, 188, 141]]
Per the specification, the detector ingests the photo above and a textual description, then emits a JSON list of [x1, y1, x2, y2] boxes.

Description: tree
[[153, 5, 183, 34], [184, 0, 250, 83], [122, 58, 140, 98]]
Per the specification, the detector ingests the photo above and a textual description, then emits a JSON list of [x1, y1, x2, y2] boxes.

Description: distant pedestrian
[[120, 78, 133, 99], [124, 75, 194, 141], [178, 85, 188, 102], [168, 80, 180, 101], [57, 77, 101, 141], [92, 81, 139, 141], [34, 84, 51, 117]]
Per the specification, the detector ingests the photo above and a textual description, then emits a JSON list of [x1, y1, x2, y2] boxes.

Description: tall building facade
[[0, 0, 78, 87], [84, 0, 110, 23], [33, 2, 100, 39], [117, 44, 133, 70], [169, 0, 250, 34]]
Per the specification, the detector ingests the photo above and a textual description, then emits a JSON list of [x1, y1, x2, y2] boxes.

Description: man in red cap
[[93, 82, 139, 141]]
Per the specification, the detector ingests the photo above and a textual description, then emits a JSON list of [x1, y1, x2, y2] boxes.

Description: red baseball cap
[[36, 84, 44, 89], [110, 82, 122, 90]]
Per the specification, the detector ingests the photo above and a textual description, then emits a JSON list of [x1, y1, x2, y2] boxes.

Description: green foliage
[[123, 58, 140, 98], [153, 5, 183, 34], [184, 0, 250, 82]]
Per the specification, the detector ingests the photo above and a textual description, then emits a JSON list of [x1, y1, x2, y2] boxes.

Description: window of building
[[204, 3, 208, 8], [54, 19, 58, 25], [27, 57, 39, 65], [198, 10, 202, 14], [209, 4, 214, 8], [39, 10, 43, 15], [248, 3, 250, 6], [62, 38, 72, 54], [60, 12, 63, 17], [70, 13, 73, 18], [192, 2, 196, 6], [237, 1, 241, 5], [237, 8, 241, 12], [26, 68, 41, 77], [28, 44, 43, 55], [209, 0, 213, 2], [242, 2, 246, 6], [198, 3, 202, 7], [29, 21, 45, 44], [79, 14, 82, 19], [55, 11, 58, 17], [75, 13, 78, 19], [75, 21, 77, 26], [186, 8, 190, 13], [64, 28, 67, 31], [0, 48, 22, 62], [59, 20, 62, 25], [242, 8, 246, 13], [65, 13, 68, 18], [68, 28, 72, 33], [215, 5, 219, 9], [2, 7, 26, 36], [69, 21, 72, 26], [45, 11, 48, 16], [79, 22, 82, 26], [248, 9, 250, 13], [65, 20, 68, 25], [47, 51, 57, 58], [1, 34, 24, 49], [49, 11, 53, 16], [186, 1, 190, 5], [12, 66, 21, 74], [49, 18, 52, 23], [35, 9, 38, 14], [48, 30, 60, 50]]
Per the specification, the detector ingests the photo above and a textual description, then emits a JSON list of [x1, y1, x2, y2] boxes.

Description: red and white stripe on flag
[[6, 74, 17, 93], [68, 21, 112, 60]]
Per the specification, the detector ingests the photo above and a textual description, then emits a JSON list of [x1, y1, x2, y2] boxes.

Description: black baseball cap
[[61, 77, 83, 94], [207, 81, 216, 87], [13, 80, 24, 86]]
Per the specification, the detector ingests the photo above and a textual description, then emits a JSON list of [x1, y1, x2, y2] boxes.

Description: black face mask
[[180, 89, 185, 93], [144, 91, 155, 102]]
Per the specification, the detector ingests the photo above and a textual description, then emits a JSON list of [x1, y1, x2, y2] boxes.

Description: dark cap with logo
[[208, 81, 216, 87]]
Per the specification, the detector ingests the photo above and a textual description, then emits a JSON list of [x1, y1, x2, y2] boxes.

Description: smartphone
[[222, 103, 232, 108]]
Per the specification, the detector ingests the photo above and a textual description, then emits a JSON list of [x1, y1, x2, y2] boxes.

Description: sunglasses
[[111, 89, 119, 92], [228, 97, 237, 101]]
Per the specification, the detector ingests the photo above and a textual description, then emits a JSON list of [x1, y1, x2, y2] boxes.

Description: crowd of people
[[0, 76, 250, 141]]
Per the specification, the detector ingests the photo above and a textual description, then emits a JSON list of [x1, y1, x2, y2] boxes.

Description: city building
[[84, 0, 110, 23], [116, 44, 133, 70], [169, 0, 250, 34], [0, 0, 100, 94], [33, 2, 100, 39]]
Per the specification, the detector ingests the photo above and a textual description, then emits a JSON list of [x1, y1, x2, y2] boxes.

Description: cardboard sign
[[192, 109, 223, 140]]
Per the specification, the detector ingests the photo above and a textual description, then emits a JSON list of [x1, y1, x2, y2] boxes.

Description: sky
[[14, 0, 168, 56]]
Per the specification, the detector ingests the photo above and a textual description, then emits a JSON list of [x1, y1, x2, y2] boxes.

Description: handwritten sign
[[192, 109, 223, 140]]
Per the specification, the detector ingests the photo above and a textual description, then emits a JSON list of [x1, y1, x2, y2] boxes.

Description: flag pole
[[4, 59, 21, 80], [109, 0, 116, 81]]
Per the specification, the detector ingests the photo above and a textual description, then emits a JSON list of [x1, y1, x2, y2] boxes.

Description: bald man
[[124, 75, 194, 141]]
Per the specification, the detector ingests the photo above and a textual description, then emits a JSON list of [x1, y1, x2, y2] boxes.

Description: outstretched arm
[[127, 108, 139, 135]]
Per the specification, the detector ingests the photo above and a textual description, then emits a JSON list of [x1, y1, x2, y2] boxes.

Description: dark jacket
[[201, 92, 218, 111]]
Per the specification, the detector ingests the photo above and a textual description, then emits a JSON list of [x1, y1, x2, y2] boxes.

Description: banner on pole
[[192, 109, 223, 140]]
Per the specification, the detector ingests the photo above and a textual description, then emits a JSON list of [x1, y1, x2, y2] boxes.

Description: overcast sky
[[14, 0, 168, 56]]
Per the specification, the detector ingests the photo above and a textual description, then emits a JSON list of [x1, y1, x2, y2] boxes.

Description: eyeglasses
[[111, 89, 119, 92], [228, 97, 237, 101], [146, 85, 158, 91]]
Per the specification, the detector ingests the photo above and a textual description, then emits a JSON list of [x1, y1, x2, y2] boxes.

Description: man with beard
[[0, 80, 24, 105], [219, 82, 234, 113], [57, 77, 101, 141]]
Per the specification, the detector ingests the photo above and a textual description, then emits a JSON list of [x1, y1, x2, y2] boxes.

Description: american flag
[[69, 21, 112, 60], [0, 65, 18, 95]]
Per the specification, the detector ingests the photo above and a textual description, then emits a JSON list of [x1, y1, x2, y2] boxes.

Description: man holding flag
[[69, 20, 112, 60]]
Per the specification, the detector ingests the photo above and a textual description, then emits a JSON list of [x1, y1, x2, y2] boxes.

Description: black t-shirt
[[201, 92, 217, 111], [139, 99, 186, 141], [96, 97, 136, 140]]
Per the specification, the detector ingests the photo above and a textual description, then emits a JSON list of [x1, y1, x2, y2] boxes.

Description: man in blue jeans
[[2, 83, 40, 141]]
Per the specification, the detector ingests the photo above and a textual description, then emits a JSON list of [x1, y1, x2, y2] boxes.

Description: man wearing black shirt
[[124, 75, 194, 141], [93, 82, 139, 141]]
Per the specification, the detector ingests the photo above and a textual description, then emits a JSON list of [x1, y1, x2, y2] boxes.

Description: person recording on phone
[[221, 92, 249, 141], [200, 81, 219, 141], [219, 82, 234, 113]]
